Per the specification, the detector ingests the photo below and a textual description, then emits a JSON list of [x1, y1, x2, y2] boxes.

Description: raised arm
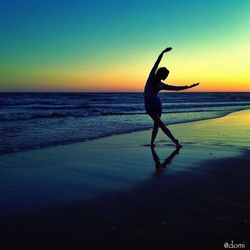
[[148, 47, 172, 79], [162, 83, 200, 91]]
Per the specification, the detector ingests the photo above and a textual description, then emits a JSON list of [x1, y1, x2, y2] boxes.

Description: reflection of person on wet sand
[[144, 47, 200, 148], [151, 146, 180, 173]]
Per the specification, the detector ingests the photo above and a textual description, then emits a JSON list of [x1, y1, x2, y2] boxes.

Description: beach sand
[[1, 110, 250, 250]]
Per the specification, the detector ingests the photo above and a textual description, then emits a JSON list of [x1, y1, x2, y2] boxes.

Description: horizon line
[[1, 90, 250, 93]]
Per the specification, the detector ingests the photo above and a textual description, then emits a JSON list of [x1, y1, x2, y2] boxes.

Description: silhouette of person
[[150, 145, 180, 173], [144, 47, 199, 148]]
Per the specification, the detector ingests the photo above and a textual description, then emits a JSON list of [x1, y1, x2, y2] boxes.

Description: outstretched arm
[[162, 83, 200, 91], [148, 47, 172, 79]]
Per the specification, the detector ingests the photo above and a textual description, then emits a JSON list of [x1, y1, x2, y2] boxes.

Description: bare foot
[[175, 139, 182, 149]]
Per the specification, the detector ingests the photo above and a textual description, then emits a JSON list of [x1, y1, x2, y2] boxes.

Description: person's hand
[[162, 47, 172, 53], [188, 83, 200, 88]]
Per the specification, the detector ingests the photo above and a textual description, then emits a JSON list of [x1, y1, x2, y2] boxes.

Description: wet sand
[[1, 110, 250, 250]]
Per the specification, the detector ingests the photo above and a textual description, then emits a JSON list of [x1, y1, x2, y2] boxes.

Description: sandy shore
[[1, 110, 250, 250]]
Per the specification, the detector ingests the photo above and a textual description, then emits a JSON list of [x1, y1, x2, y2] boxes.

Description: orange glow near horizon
[[1, 1, 250, 92], [1, 40, 249, 92]]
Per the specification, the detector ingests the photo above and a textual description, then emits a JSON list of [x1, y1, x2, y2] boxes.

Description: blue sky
[[1, 0, 249, 91]]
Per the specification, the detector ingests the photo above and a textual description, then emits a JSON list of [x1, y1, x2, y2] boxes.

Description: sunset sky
[[1, 0, 250, 92]]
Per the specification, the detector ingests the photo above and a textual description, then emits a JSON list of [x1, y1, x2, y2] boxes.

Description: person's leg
[[151, 112, 162, 146], [151, 121, 158, 146], [149, 113, 182, 148]]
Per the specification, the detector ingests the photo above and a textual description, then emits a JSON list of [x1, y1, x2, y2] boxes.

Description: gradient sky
[[0, 0, 249, 92]]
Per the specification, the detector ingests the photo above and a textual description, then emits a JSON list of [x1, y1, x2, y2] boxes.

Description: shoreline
[[1, 108, 248, 156]]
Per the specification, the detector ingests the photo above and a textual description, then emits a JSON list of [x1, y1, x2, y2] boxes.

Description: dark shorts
[[144, 97, 162, 115]]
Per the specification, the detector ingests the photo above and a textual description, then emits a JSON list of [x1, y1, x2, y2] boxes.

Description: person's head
[[155, 67, 169, 80]]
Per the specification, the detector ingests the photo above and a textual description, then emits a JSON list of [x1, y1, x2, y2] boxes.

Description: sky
[[0, 0, 249, 92]]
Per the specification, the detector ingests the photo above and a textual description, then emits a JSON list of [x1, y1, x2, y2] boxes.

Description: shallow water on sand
[[1, 92, 250, 154]]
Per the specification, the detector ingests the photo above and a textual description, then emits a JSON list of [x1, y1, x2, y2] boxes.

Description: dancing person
[[144, 47, 199, 148]]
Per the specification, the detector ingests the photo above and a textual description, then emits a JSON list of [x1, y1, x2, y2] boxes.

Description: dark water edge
[[0, 108, 248, 156], [1, 92, 250, 155]]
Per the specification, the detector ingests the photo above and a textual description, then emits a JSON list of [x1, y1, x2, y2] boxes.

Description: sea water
[[1, 92, 250, 154]]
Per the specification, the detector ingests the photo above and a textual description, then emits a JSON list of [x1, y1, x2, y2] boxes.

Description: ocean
[[1, 92, 250, 154]]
